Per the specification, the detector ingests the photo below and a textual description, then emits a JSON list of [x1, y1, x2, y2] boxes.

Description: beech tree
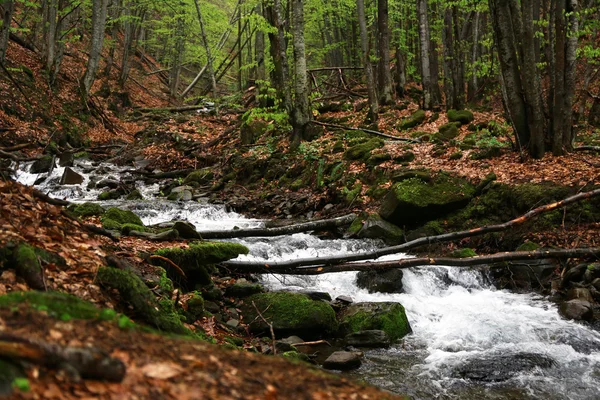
[[0, 0, 13, 63], [377, 0, 394, 105], [290, 0, 311, 149], [81, 0, 109, 98], [357, 0, 378, 121], [417, 0, 434, 110]]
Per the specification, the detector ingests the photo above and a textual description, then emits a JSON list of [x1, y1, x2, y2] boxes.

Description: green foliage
[[344, 138, 384, 161], [12, 378, 30, 393], [101, 207, 144, 230], [68, 202, 106, 218], [449, 248, 478, 258]]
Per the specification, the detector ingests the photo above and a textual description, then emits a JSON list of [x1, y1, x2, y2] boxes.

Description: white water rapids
[[14, 160, 600, 399]]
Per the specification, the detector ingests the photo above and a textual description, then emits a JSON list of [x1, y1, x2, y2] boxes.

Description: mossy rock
[[447, 109, 474, 125], [185, 291, 205, 322], [449, 151, 463, 160], [224, 281, 264, 298], [153, 242, 249, 287], [391, 169, 432, 183], [0, 291, 116, 321], [367, 152, 392, 166], [183, 169, 214, 186], [125, 189, 143, 200], [101, 207, 144, 230], [393, 151, 415, 163], [121, 223, 147, 235], [344, 138, 384, 161], [470, 146, 503, 160], [0, 358, 27, 396], [98, 190, 122, 201], [338, 302, 411, 341], [67, 202, 105, 218], [96, 266, 188, 334], [398, 110, 426, 130], [449, 248, 478, 258], [13, 243, 44, 290], [434, 122, 461, 142], [241, 292, 338, 339], [410, 131, 431, 140], [379, 173, 475, 227], [281, 351, 312, 364], [356, 214, 404, 245], [346, 214, 367, 236], [332, 141, 345, 153]]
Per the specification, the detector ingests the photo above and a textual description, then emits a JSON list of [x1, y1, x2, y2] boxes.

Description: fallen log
[[199, 214, 357, 239], [123, 168, 195, 179], [224, 187, 600, 270], [0, 332, 126, 382], [235, 248, 600, 275], [310, 120, 420, 143], [136, 105, 211, 113]]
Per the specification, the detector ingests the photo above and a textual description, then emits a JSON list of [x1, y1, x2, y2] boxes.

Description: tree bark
[[394, 41, 406, 97], [82, 0, 109, 98], [552, 0, 567, 155], [562, 0, 578, 150], [377, 0, 394, 105], [193, 0, 217, 97], [265, 0, 291, 112], [290, 0, 311, 150], [0, 0, 14, 63], [357, 0, 378, 121], [417, 0, 433, 110]]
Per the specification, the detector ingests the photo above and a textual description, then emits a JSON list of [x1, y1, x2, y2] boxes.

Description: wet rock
[[204, 301, 220, 314], [297, 290, 332, 302], [125, 189, 143, 200], [356, 214, 404, 245], [335, 295, 353, 305], [60, 167, 84, 185], [130, 229, 179, 241], [322, 351, 362, 371], [226, 319, 240, 328], [172, 221, 201, 239], [224, 280, 264, 298], [275, 336, 304, 353], [559, 299, 594, 321], [561, 264, 588, 288], [592, 278, 600, 292], [345, 330, 391, 348], [567, 288, 594, 302], [98, 189, 123, 200], [584, 263, 600, 283], [30, 156, 54, 174], [338, 302, 411, 341], [455, 352, 555, 382], [58, 152, 74, 167], [33, 176, 46, 185], [97, 179, 120, 189], [168, 187, 193, 201], [498, 258, 557, 290], [356, 269, 403, 294]]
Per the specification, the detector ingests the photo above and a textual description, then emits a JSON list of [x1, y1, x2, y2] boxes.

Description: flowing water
[[14, 160, 600, 399]]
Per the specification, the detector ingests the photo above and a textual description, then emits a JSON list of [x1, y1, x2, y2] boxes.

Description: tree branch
[[310, 120, 420, 142]]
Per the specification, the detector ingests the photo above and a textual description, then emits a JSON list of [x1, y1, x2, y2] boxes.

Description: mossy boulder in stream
[[379, 173, 475, 227], [101, 207, 144, 231], [241, 292, 338, 338], [355, 214, 404, 245], [338, 302, 412, 341], [153, 242, 249, 287]]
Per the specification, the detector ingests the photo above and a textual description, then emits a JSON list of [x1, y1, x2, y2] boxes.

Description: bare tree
[[0, 0, 14, 63], [357, 0, 378, 121], [377, 0, 394, 105], [81, 0, 108, 98], [417, 0, 434, 110], [290, 0, 311, 149]]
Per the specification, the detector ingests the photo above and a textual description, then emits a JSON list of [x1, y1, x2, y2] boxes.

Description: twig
[[251, 301, 276, 355], [290, 340, 331, 347], [149, 255, 187, 278], [310, 120, 420, 142]]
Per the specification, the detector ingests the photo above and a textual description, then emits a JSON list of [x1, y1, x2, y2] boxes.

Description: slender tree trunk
[[82, 0, 109, 98], [290, 0, 311, 149], [255, 3, 266, 106], [562, 0, 578, 149], [417, 0, 433, 110], [357, 0, 378, 121], [467, 11, 480, 102], [265, 0, 291, 112], [552, 0, 566, 155], [168, 8, 185, 98], [193, 0, 217, 97], [119, 0, 135, 88], [45, 0, 57, 76], [394, 41, 406, 97], [442, 6, 455, 110], [0, 0, 14, 63], [377, 0, 394, 105], [103, 0, 121, 79]]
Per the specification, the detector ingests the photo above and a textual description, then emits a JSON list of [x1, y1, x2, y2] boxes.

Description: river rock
[[378, 173, 475, 227], [96, 179, 120, 189], [296, 290, 332, 302], [335, 295, 353, 305], [30, 156, 54, 174], [356, 214, 404, 245], [224, 280, 264, 298], [172, 221, 201, 239], [345, 330, 391, 348], [566, 288, 594, 302], [240, 292, 338, 338], [584, 263, 600, 283], [561, 263, 588, 288], [338, 302, 412, 341], [356, 269, 403, 294], [60, 167, 84, 185], [168, 186, 193, 201], [58, 152, 74, 167], [455, 352, 555, 382], [494, 258, 557, 290], [322, 351, 362, 371], [559, 299, 594, 321]]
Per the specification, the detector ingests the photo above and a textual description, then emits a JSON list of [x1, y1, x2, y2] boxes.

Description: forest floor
[[1, 36, 600, 398]]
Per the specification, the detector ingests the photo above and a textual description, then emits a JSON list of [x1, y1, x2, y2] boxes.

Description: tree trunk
[[45, 0, 58, 78], [290, 0, 311, 149], [82, 0, 109, 98], [357, 0, 378, 121], [0, 0, 14, 63], [417, 0, 433, 110], [103, 0, 121, 79], [394, 42, 406, 97], [193, 0, 217, 97], [442, 7, 455, 110], [562, 0, 578, 150], [377, 0, 394, 105], [254, 3, 266, 106], [265, 0, 291, 112], [119, 0, 134, 88], [467, 11, 480, 102], [552, 0, 567, 155]]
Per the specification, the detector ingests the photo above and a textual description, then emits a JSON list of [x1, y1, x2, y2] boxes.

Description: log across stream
[[14, 160, 600, 400]]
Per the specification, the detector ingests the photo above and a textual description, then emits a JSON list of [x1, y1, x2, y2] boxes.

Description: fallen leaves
[[140, 362, 184, 380]]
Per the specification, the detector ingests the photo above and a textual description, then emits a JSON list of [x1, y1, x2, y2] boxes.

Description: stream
[[13, 160, 600, 400]]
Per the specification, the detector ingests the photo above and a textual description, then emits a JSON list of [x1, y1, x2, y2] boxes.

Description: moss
[[0, 291, 114, 321], [347, 214, 367, 235], [281, 351, 312, 363], [367, 152, 392, 166], [410, 130, 431, 140], [449, 248, 478, 258], [393, 151, 415, 163], [342, 183, 362, 204], [126, 189, 143, 200], [290, 178, 304, 191], [102, 207, 144, 227], [343, 138, 384, 161], [332, 141, 344, 153], [98, 190, 121, 201], [225, 336, 245, 346], [68, 202, 105, 218], [101, 218, 122, 231], [157, 267, 174, 297], [447, 109, 474, 124], [398, 110, 426, 130], [470, 146, 502, 160], [0, 359, 26, 393], [184, 169, 214, 185], [14, 243, 43, 289], [340, 303, 411, 341], [242, 292, 338, 337], [186, 291, 205, 321], [449, 151, 463, 160], [392, 176, 475, 208], [96, 266, 188, 334], [435, 122, 461, 141], [517, 242, 540, 252], [121, 223, 147, 235]]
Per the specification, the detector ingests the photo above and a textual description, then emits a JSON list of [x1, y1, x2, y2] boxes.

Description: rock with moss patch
[[30, 156, 54, 174], [393, 151, 415, 163], [126, 189, 143, 200], [98, 190, 122, 201], [68, 202, 105, 218], [121, 223, 147, 235], [323, 351, 362, 370], [379, 174, 475, 227], [435, 122, 461, 142], [449, 248, 477, 258], [183, 169, 214, 186], [449, 151, 463, 160], [344, 138, 384, 161], [186, 291, 205, 321], [101, 208, 144, 231], [367, 152, 392, 166], [224, 280, 264, 298], [447, 109, 474, 125], [345, 330, 391, 348], [338, 302, 411, 341], [172, 221, 201, 239], [281, 351, 312, 364], [11, 243, 45, 290], [240, 292, 338, 338], [398, 110, 426, 130], [517, 242, 540, 252], [356, 214, 404, 245]]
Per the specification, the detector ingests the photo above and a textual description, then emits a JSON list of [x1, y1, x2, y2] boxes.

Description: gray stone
[[335, 295, 353, 305], [322, 351, 362, 370], [226, 307, 239, 319], [592, 278, 600, 292], [584, 263, 600, 283], [224, 281, 264, 298], [171, 185, 193, 194], [297, 290, 332, 302], [58, 152, 74, 167], [561, 264, 588, 288], [97, 179, 120, 189], [60, 167, 84, 185], [356, 269, 403, 294], [172, 221, 201, 239], [503, 258, 557, 290], [455, 352, 555, 382], [567, 288, 594, 302], [345, 330, 391, 348], [338, 302, 412, 341], [30, 156, 54, 174], [226, 319, 240, 328], [357, 214, 404, 245], [204, 301, 220, 314], [559, 299, 594, 321]]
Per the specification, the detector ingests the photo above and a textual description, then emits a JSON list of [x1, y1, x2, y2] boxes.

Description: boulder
[[96, 179, 120, 189], [168, 187, 193, 201], [434, 122, 461, 141], [125, 189, 143, 200], [356, 214, 404, 245], [561, 264, 588, 288], [455, 352, 555, 382], [297, 290, 332, 302], [183, 169, 214, 186], [356, 269, 403, 294], [240, 292, 338, 338], [584, 263, 600, 283], [379, 173, 475, 227], [60, 167, 84, 185], [398, 109, 426, 130], [566, 288, 594, 303], [559, 299, 593, 321], [500, 258, 557, 290], [30, 156, 54, 174], [447, 109, 474, 125], [224, 280, 264, 298], [344, 138, 384, 161], [322, 351, 362, 371], [172, 221, 201, 239], [345, 330, 391, 348], [58, 152, 74, 167], [338, 302, 411, 341]]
